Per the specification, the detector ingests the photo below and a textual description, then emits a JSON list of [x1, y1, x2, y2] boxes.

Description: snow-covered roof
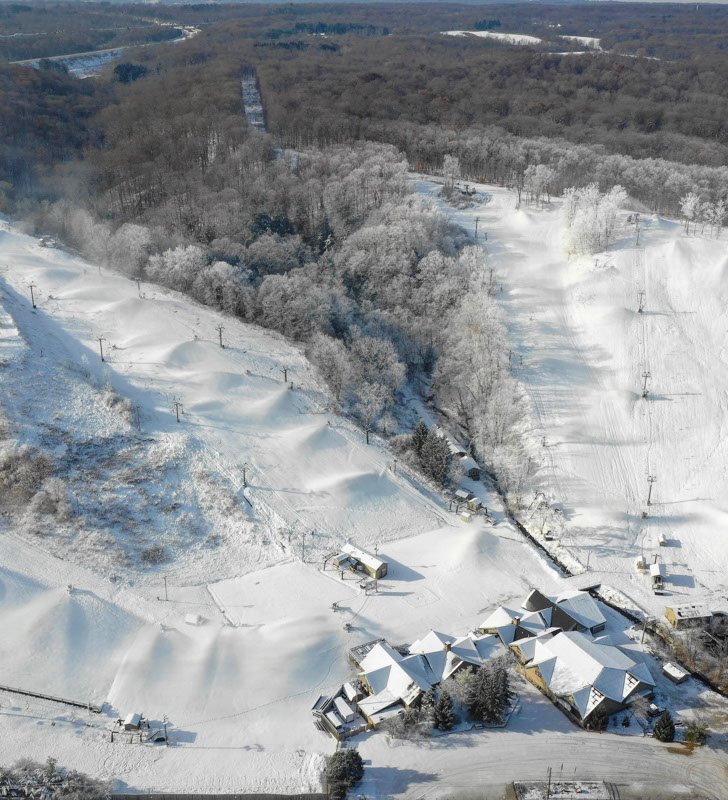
[[529, 631, 655, 711], [650, 563, 665, 577], [666, 602, 712, 620], [409, 630, 496, 683], [663, 662, 689, 681], [342, 541, 386, 572], [554, 590, 606, 631], [481, 606, 520, 629], [359, 642, 435, 706], [511, 629, 558, 662], [460, 455, 479, 473]]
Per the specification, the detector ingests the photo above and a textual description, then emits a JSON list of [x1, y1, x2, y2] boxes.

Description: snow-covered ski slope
[[0, 219, 447, 582], [416, 178, 728, 617]]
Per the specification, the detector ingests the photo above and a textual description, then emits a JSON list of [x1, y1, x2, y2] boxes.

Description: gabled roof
[[522, 588, 552, 612], [409, 630, 496, 683], [529, 631, 655, 712], [342, 541, 386, 572], [511, 628, 558, 662], [481, 606, 520, 629], [555, 590, 607, 631], [359, 642, 435, 707]]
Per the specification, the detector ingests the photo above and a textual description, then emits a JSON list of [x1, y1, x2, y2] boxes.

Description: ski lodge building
[[481, 589, 654, 727]]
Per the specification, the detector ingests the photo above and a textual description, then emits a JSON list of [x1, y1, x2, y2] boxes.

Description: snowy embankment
[[442, 30, 542, 45], [415, 177, 728, 621]]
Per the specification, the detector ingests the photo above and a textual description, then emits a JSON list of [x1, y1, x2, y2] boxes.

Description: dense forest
[[3, 1, 728, 499]]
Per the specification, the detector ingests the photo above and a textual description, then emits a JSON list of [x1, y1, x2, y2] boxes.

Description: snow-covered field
[[3, 173, 728, 797], [442, 30, 542, 46]]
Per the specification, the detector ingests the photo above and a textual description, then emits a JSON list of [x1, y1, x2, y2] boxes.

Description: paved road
[[388, 731, 728, 800]]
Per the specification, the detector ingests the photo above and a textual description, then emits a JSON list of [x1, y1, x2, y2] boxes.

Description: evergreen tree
[[492, 659, 514, 712], [432, 689, 456, 731], [466, 664, 504, 724], [412, 419, 428, 458], [328, 748, 364, 800], [588, 705, 609, 731], [653, 709, 675, 742], [420, 428, 452, 486]]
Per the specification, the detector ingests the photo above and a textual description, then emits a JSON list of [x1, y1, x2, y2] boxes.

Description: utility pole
[[173, 400, 183, 423], [638, 290, 645, 314], [393, 457, 397, 474], [97, 337, 106, 362], [163, 576, 168, 601], [474, 216, 480, 238], [282, 366, 288, 382], [216, 324, 225, 348], [135, 404, 141, 431], [546, 767, 552, 799], [641, 371, 651, 398], [163, 716, 168, 747], [243, 462, 248, 487], [647, 475, 657, 506], [28, 283, 37, 309]]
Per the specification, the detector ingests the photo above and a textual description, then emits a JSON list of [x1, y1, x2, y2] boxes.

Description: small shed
[[663, 662, 689, 684], [665, 603, 712, 629], [334, 696, 355, 723], [123, 712, 142, 731], [454, 489, 472, 503], [343, 682, 363, 703], [467, 496, 483, 512], [460, 511, 473, 524], [635, 556, 647, 573], [460, 455, 480, 481], [649, 563, 665, 590], [341, 542, 388, 579], [658, 532, 667, 547]]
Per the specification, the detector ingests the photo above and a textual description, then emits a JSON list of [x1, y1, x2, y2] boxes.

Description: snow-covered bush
[[0, 444, 54, 505], [100, 385, 136, 426]]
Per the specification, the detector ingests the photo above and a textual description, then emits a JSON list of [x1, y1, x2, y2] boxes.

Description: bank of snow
[[442, 30, 542, 45]]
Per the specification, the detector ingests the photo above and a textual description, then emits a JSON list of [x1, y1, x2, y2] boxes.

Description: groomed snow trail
[[415, 177, 728, 618]]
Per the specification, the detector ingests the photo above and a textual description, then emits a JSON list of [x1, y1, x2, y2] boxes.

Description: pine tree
[[492, 660, 514, 713], [412, 419, 429, 457], [653, 709, 675, 742], [588, 705, 609, 731], [421, 428, 452, 486], [466, 664, 504, 724], [432, 689, 456, 731], [328, 748, 364, 800]]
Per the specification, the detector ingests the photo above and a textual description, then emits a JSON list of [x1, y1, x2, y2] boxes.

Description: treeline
[[257, 33, 728, 168], [1, 23, 181, 62], [0, 61, 103, 201]]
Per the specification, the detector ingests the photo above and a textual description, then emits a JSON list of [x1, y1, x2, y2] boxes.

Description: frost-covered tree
[[308, 333, 352, 403], [680, 191, 701, 234], [562, 184, 627, 256]]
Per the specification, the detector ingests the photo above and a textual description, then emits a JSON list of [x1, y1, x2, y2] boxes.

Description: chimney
[[443, 641, 452, 652]]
